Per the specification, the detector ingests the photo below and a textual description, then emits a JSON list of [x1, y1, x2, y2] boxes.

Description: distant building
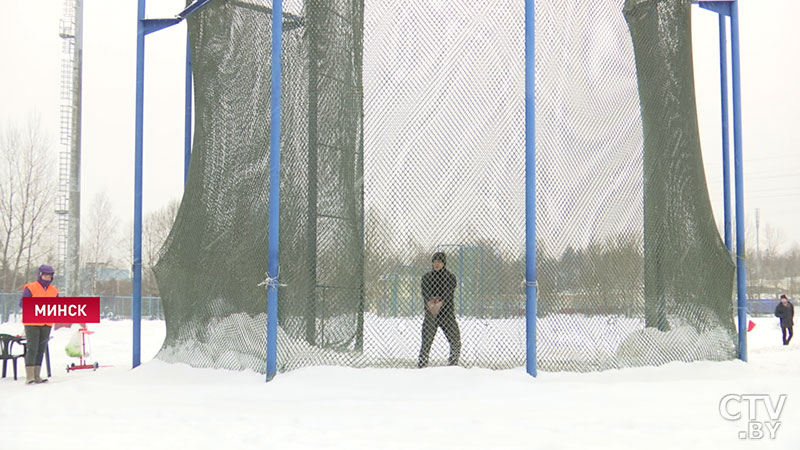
[[82, 262, 132, 295]]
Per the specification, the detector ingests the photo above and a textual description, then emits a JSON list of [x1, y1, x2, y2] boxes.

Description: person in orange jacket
[[20, 264, 58, 384]]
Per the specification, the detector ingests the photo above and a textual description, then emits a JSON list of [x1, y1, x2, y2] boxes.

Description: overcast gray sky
[[0, 0, 798, 252], [692, 1, 800, 253]]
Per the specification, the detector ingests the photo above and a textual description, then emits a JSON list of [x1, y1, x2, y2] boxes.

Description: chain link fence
[[152, 0, 736, 374]]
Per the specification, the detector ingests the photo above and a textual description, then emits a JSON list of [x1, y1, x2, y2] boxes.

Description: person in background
[[418, 251, 460, 368], [20, 264, 58, 384], [774, 294, 794, 346]]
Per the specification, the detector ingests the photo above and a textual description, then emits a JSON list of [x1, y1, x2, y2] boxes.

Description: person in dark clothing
[[775, 294, 794, 345], [418, 251, 460, 368]]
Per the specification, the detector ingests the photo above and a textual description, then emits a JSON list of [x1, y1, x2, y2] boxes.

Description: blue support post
[[381, 277, 387, 315], [730, 0, 747, 362], [185, 32, 193, 185], [392, 272, 398, 317], [410, 270, 415, 317], [142, 18, 181, 35], [132, 0, 146, 369], [458, 246, 463, 316], [265, 0, 283, 382], [524, 0, 537, 377], [131, 0, 214, 370]]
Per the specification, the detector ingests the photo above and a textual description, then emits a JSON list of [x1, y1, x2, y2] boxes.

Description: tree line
[[3, 116, 797, 311], [0, 118, 178, 301]]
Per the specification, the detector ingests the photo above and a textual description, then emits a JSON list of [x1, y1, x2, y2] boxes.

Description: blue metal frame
[[698, 1, 732, 17], [132, 0, 216, 368], [458, 246, 464, 315], [178, 0, 215, 19], [730, 1, 747, 363], [524, 0, 537, 377], [695, 0, 746, 362], [384, 265, 428, 317], [142, 18, 181, 36], [133, 0, 287, 379], [392, 272, 398, 316], [435, 243, 483, 317], [133, 0, 745, 378], [265, 0, 283, 382], [133, 0, 146, 369]]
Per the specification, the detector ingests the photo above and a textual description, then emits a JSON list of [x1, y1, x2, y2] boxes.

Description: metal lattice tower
[[57, 0, 82, 295]]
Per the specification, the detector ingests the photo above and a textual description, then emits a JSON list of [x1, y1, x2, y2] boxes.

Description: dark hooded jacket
[[421, 258, 457, 315], [775, 300, 795, 328]]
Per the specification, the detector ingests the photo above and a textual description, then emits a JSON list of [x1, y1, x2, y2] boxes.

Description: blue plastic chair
[[0, 333, 26, 381]]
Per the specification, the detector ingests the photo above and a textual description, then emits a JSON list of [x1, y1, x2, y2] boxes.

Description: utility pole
[[755, 208, 760, 288]]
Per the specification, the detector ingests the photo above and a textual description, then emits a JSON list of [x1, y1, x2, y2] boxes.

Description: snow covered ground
[[1, 316, 798, 450]]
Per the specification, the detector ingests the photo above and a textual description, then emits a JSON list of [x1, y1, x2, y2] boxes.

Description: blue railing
[[746, 298, 781, 317]]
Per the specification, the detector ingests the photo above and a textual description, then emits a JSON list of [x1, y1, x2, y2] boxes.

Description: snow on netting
[[153, 0, 736, 373]]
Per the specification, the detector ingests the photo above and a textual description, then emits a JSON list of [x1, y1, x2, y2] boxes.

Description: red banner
[[22, 297, 100, 323]]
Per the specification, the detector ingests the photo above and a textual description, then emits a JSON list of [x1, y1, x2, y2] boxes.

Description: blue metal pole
[[524, 0, 537, 377], [392, 273, 398, 317], [382, 277, 387, 315], [458, 246, 463, 316], [719, 15, 732, 252], [132, 0, 146, 369], [410, 270, 415, 317], [730, 0, 747, 362], [265, 0, 283, 382], [184, 31, 193, 185]]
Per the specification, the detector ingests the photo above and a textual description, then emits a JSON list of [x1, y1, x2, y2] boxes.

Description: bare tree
[[141, 199, 180, 296], [82, 189, 120, 294], [106, 197, 181, 298], [762, 224, 787, 290], [364, 208, 402, 309], [0, 117, 57, 293], [764, 224, 785, 258]]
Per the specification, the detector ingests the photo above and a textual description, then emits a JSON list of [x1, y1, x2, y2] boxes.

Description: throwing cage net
[[153, 0, 736, 373]]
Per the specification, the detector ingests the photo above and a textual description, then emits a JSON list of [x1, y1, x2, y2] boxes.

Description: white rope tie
[[258, 271, 285, 288]]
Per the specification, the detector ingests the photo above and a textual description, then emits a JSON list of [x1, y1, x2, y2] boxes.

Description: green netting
[[153, 0, 736, 374]]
